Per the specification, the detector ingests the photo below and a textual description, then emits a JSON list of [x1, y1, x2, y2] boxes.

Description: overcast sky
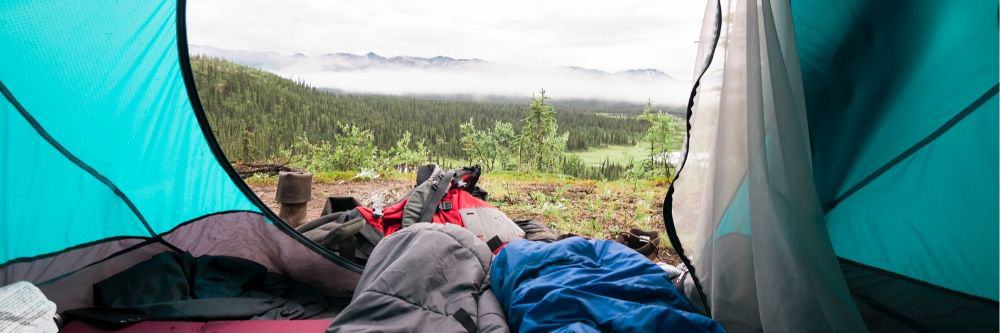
[[187, 0, 705, 80]]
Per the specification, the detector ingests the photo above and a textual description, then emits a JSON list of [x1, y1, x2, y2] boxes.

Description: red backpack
[[296, 165, 524, 265]]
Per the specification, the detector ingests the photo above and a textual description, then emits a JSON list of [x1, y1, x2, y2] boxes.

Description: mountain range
[[190, 45, 688, 105]]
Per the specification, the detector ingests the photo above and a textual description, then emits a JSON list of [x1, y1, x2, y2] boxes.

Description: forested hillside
[[382, 93, 682, 117], [192, 56, 651, 161]]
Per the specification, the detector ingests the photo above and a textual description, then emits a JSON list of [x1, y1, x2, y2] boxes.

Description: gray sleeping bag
[[327, 223, 509, 333]]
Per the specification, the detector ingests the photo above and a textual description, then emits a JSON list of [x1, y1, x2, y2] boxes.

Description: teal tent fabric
[[713, 176, 749, 239], [2, 101, 149, 263], [825, 96, 998, 299], [1, 0, 258, 263], [793, 0, 999, 300], [669, 0, 997, 330], [667, 0, 869, 330]]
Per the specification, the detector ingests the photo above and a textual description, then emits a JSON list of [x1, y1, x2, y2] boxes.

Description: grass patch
[[480, 175, 674, 258], [312, 171, 360, 183], [571, 143, 651, 166], [244, 173, 277, 186], [248, 168, 678, 261]]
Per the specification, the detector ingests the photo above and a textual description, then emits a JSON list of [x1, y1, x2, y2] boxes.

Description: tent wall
[[1, 0, 256, 262], [792, 0, 999, 329], [669, 0, 866, 331], [793, 0, 999, 301], [1, 0, 362, 302], [669, 0, 998, 331]]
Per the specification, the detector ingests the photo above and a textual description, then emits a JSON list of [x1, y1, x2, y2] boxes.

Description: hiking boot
[[556, 233, 590, 241], [612, 229, 659, 260], [514, 219, 557, 243], [629, 228, 660, 243]]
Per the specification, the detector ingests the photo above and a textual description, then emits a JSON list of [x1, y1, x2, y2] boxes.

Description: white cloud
[[186, 0, 706, 79], [286, 66, 689, 105]]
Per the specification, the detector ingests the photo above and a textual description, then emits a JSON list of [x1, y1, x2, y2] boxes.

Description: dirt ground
[[251, 178, 679, 264], [252, 179, 413, 222]]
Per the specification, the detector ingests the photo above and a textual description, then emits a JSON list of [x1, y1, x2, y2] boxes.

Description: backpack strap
[[415, 164, 438, 186], [452, 308, 476, 333], [297, 209, 383, 264], [401, 168, 456, 228], [486, 236, 503, 253], [455, 165, 488, 200]]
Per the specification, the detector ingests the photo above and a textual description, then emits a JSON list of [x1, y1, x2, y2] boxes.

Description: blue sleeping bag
[[490, 238, 725, 333]]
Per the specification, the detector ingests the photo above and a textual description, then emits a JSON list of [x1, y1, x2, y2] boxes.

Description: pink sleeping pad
[[62, 320, 334, 333]]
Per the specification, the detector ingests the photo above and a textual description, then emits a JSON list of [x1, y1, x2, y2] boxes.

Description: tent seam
[[35, 210, 268, 286], [839, 257, 999, 305], [0, 210, 261, 269], [662, 0, 723, 316], [0, 81, 157, 237], [824, 84, 1000, 212]]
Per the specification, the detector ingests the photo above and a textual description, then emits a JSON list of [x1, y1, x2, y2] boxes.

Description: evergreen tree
[[639, 99, 683, 175], [519, 90, 568, 172], [460, 119, 519, 171], [490, 121, 518, 171]]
